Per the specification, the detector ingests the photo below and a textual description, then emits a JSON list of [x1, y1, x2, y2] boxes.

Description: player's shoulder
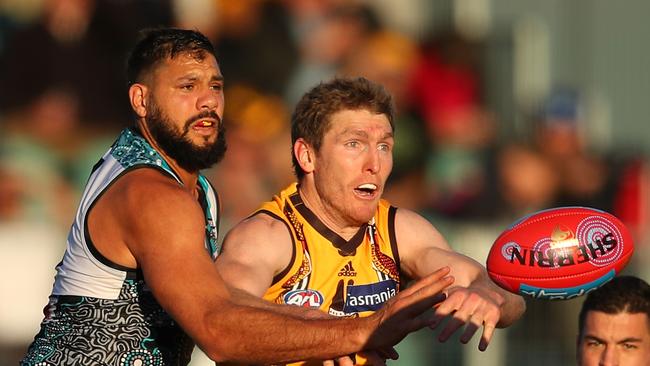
[[107, 168, 202, 222], [221, 212, 294, 264], [116, 168, 189, 199], [394, 207, 433, 229], [228, 212, 291, 242], [393, 207, 449, 249]]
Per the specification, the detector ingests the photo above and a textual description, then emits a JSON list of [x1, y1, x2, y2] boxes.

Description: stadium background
[[1, 0, 649, 365]]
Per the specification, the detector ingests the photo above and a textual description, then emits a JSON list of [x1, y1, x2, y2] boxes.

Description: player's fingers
[[322, 360, 334, 366], [431, 292, 448, 306], [437, 314, 470, 342], [398, 272, 454, 308], [459, 313, 483, 344], [400, 267, 451, 297], [376, 268, 453, 335], [376, 346, 399, 360], [479, 322, 497, 351], [474, 306, 500, 350], [429, 293, 463, 329], [397, 276, 454, 318], [360, 351, 387, 366], [336, 356, 355, 366], [422, 292, 447, 329]]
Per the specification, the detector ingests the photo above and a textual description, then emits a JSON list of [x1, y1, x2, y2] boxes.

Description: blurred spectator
[[209, 0, 299, 96], [0, 84, 117, 224], [534, 88, 615, 211], [0, 8, 18, 53], [409, 31, 498, 218], [0, 165, 24, 221], [0, 88, 79, 226], [495, 143, 560, 218], [206, 85, 293, 230], [284, 0, 381, 105], [614, 158, 650, 243], [0, 0, 172, 127], [172, 0, 219, 39], [342, 30, 416, 108]]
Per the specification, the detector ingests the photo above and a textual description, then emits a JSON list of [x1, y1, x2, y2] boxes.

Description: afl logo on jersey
[[283, 289, 324, 308]]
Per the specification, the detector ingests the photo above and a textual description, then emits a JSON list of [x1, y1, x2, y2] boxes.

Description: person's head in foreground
[[577, 275, 650, 366]]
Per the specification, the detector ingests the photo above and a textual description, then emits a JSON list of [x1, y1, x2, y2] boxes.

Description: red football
[[486, 207, 634, 300]]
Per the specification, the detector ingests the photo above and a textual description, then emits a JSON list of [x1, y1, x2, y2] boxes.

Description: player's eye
[[378, 143, 392, 152], [586, 340, 602, 347], [622, 343, 638, 350]]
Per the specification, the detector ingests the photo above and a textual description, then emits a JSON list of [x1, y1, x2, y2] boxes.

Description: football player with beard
[[21, 28, 456, 366]]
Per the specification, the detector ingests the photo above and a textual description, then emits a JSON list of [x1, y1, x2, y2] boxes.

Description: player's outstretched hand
[[430, 282, 505, 351], [365, 267, 454, 350]]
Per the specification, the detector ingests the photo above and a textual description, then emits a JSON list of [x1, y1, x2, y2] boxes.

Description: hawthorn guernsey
[[486, 207, 634, 300]]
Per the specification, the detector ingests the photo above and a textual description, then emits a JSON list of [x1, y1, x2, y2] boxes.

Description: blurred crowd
[[1, 0, 649, 365]]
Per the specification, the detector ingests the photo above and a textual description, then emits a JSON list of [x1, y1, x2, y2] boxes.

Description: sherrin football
[[486, 207, 634, 300]]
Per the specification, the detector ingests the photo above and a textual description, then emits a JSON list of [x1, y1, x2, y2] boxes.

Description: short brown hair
[[126, 28, 217, 88], [578, 276, 650, 339], [290, 77, 394, 179]]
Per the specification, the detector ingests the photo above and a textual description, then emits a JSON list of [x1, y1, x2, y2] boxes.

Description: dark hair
[[578, 276, 650, 338], [126, 28, 217, 87], [290, 76, 394, 179]]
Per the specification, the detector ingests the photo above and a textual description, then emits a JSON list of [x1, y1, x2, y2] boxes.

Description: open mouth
[[354, 183, 378, 197], [194, 120, 214, 128]]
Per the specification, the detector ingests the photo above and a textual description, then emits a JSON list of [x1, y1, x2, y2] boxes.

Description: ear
[[294, 138, 315, 175], [128, 83, 148, 118]]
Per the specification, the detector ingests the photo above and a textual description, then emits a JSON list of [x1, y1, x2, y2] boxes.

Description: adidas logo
[[337, 261, 357, 277]]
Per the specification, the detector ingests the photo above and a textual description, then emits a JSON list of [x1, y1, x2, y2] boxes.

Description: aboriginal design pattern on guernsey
[[21, 279, 194, 366], [111, 128, 169, 170], [577, 216, 624, 267]]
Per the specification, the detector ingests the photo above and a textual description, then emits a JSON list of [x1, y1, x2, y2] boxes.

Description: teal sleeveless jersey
[[21, 128, 221, 366]]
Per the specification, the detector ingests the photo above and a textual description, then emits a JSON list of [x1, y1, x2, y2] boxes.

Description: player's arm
[[395, 208, 525, 351], [215, 214, 325, 319], [101, 169, 454, 363], [113, 171, 348, 362], [216, 217, 360, 366], [216, 214, 289, 297]]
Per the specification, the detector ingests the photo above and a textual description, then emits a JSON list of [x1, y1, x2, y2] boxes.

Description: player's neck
[[297, 182, 363, 241], [137, 124, 200, 193]]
